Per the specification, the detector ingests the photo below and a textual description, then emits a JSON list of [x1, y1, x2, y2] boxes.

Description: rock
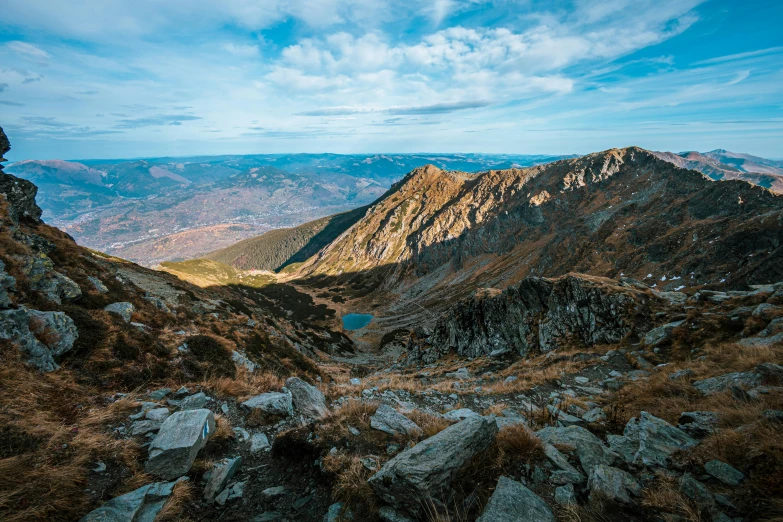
[[285, 377, 329, 419], [574, 376, 590, 384], [371, 404, 423, 436], [145, 408, 171, 422], [669, 368, 694, 380], [253, 513, 283, 522], [348, 426, 361, 436], [261, 486, 287, 499], [704, 460, 744, 486], [17, 255, 82, 304], [543, 443, 583, 479], [144, 295, 171, 313], [104, 302, 134, 323], [378, 506, 416, 522], [587, 465, 641, 504], [408, 275, 652, 363], [241, 392, 293, 417], [324, 502, 349, 522], [753, 303, 782, 320], [582, 407, 607, 423], [232, 350, 256, 372], [145, 409, 215, 480], [232, 427, 250, 441], [739, 332, 783, 349], [764, 409, 783, 423], [250, 433, 270, 453], [79, 478, 185, 522], [678, 411, 718, 438], [504, 376, 518, 384], [446, 367, 471, 379], [130, 420, 163, 436], [547, 405, 584, 426], [88, 276, 109, 293], [0, 260, 16, 308], [349, 377, 362, 385], [554, 484, 577, 506], [149, 388, 171, 401], [642, 321, 684, 347], [679, 473, 715, 510], [179, 392, 210, 411], [613, 411, 696, 467], [693, 364, 783, 395], [204, 457, 242, 502], [537, 425, 617, 473], [759, 317, 783, 337], [551, 470, 584, 485], [368, 416, 498, 517], [0, 170, 43, 224], [443, 408, 479, 421], [215, 481, 244, 506], [0, 307, 78, 372], [476, 476, 554, 522]]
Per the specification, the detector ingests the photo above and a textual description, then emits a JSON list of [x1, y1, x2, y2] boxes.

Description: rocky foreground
[[1, 125, 782, 522]]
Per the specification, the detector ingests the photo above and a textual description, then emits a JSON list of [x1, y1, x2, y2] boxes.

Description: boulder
[[693, 364, 783, 395], [554, 484, 577, 506], [145, 409, 215, 480], [179, 392, 210, 411], [678, 411, 718, 438], [368, 416, 498, 517], [250, 433, 270, 453], [611, 412, 696, 467], [88, 276, 109, 294], [739, 332, 783, 349], [0, 171, 43, 224], [536, 425, 617, 473], [285, 377, 329, 419], [642, 321, 684, 347], [104, 302, 134, 323], [204, 457, 242, 502], [241, 392, 293, 417], [704, 460, 744, 486], [476, 476, 554, 522], [587, 465, 641, 504], [0, 307, 78, 372], [18, 255, 81, 304], [679, 473, 715, 510], [79, 478, 184, 522], [0, 260, 16, 308], [370, 404, 423, 436]]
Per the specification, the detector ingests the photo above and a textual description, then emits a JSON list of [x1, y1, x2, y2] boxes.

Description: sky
[[0, 0, 781, 160]]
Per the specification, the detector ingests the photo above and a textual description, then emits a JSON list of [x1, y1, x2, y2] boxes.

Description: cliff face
[[407, 274, 657, 363], [0, 126, 43, 224]]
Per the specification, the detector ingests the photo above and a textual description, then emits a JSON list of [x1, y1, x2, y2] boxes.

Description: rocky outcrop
[[0, 126, 42, 224], [536, 425, 618, 474], [368, 416, 498, 518], [408, 274, 654, 363], [241, 392, 293, 417], [0, 307, 78, 371], [608, 412, 696, 468], [146, 409, 215, 480], [104, 302, 134, 323], [17, 254, 82, 304], [204, 457, 242, 502]]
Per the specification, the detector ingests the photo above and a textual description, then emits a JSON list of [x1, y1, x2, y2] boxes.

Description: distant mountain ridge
[[652, 149, 783, 192]]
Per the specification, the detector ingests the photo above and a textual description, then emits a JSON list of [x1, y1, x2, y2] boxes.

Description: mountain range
[[6, 149, 781, 267], [2, 122, 783, 522]]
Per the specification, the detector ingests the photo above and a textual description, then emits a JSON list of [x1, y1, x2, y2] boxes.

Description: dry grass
[[202, 369, 284, 400], [408, 409, 452, 438], [212, 415, 234, 440], [322, 452, 379, 519], [641, 472, 706, 522], [495, 424, 546, 468], [157, 480, 195, 521]]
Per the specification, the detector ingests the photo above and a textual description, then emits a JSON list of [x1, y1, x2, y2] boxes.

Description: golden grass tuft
[[156, 480, 195, 521], [495, 424, 545, 468], [322, 452, 379, 518]]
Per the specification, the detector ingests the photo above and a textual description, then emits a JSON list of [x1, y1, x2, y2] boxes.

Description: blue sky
[[0, 0, 781, 160]]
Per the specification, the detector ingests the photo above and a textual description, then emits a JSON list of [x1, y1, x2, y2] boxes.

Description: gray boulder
[[285, 377, 329, 419], [692, 365, 780, 395], [18, 255, 81, 304], [611, 412, 696, 467], [704, 460, 744, 486], [476, 476, 554, 522], [678, 411, 718, 438], [241, 392, 293, 417], [542, 443, 584, 480], [204, 457, 242, 502], [88, 276, 109, 294], [146, 409, 215, 480], [80, 478, 184, 522], [250, 433, 270, 453], [554, 484, 577, 506], [536, 425, 617, 473], [642, 320, 684, 347], [378, 506, 415, 522], [368, 416, 498, 517], [739, 332, 783, 349], [105, 302, 134, 323], [679, 473, 715, 510], [0, 260, 16, 308], [179, 392, 210, 411], [588, 465, 641, 504], [371, 404, 422, 436], [0, 307, 78, 372]]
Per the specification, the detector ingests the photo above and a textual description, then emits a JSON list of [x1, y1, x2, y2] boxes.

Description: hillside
[[203, 205, 369, 271], [653, 150, 783, 192], [297, 148, 783, 328]]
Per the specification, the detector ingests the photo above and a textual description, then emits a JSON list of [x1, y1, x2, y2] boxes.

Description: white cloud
[[6, 41, 51, 60], [222, 43, 260, 58]]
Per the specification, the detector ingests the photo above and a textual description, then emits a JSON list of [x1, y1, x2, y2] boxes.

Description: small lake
[[342, 313, 373, 330]]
